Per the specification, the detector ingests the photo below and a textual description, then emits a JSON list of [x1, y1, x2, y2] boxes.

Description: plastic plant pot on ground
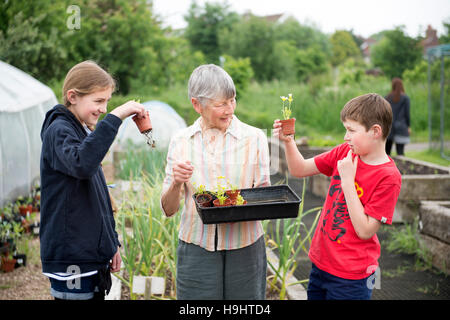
[[193, 185, 302, 224]]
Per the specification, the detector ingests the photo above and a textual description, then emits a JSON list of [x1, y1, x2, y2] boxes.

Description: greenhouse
[[0, 61, 57, 207]]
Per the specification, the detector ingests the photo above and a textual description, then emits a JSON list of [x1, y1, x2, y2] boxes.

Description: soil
[[392, 157, 448, 175], [0, 237, 52, 300]]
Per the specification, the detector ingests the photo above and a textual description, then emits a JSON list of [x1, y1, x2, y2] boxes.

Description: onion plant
[[115, 147, 181, 299], [264, 178, 322, 300]]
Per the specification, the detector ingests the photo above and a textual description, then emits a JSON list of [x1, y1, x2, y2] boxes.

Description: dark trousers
[[386, 139, 404, 156], [176, 236, 267, 300], [307, 263, 373, 300]]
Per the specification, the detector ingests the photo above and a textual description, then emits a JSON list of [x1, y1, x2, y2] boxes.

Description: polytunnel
[[0, 61, 57, 207], [115, 100, 187, 150]]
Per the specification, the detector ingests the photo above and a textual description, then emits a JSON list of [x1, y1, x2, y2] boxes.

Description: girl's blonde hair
[[62, 60, 116, 107]]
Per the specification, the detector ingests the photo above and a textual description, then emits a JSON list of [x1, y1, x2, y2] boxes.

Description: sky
[[152, 0, 450, 38]]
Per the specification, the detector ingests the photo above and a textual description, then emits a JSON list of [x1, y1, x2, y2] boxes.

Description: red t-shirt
[[309, 143, 401, 279]]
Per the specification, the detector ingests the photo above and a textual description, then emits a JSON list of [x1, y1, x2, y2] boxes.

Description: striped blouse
[[160, 115, 271, 252]]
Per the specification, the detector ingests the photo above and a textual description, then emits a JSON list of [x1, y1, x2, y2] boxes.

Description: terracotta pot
[[18, 205, 32, 217], [1, 256, 17, 273], [280, 118, 296, 136], [21, 219, 31, 233], [132, 111, 152, 133], [195, 193, 213, 208], [213, 198, 232, 207], [232, 199, 247, 206], [225, 190, 240, 203]]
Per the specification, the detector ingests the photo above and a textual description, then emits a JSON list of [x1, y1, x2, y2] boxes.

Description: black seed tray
[[193, 185, 302, 224]]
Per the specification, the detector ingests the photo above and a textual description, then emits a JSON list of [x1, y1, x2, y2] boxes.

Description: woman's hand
[[273, 119, 295, 143], [110, 100, 146, 120], [172, 160, 194, 186]]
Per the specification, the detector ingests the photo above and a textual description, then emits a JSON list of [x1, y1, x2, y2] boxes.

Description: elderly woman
[[160, 64, 270, 300]]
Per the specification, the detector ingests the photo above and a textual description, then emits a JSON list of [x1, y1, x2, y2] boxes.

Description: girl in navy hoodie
[[40, 60, 145, 300]]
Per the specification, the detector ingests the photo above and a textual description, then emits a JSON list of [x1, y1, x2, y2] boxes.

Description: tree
[[274, 16, 331, 56], [222, 55, 254, 99], [371, 27, 422, 79], [439, 20, 450, 44], [330, 30, 361, 66], [184, 1, 239, 64], [0, 1, 69, 82], [219, 15, 276, 81]]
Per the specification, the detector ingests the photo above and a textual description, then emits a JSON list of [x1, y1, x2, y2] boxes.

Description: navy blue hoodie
[[40, 104, 122, 273]]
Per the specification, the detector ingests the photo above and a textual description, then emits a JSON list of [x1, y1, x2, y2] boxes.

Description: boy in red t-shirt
[[273, 93, 401, 300]]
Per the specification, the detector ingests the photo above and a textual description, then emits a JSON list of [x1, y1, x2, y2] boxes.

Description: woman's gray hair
[[188, 64, 236, 106]]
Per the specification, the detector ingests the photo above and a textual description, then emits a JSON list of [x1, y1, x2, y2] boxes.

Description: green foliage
[[385, 221, 433, 270], [439, 20, 450, 44], [0, 2, 68, 82], [222, 54, 254, 99], [371, 27, 422, 79], [0, 0, 204, 94], [220, 15, 277, 81], [330, 30, 361, 66], [294, 47, 329, 82], [117, 141, 167, 182], [338, 58, 366, 85], [184, 1, 239, 64], [274, 17, 331, 55], [402, 57, 450, 84], [220, 15, 330, 82]]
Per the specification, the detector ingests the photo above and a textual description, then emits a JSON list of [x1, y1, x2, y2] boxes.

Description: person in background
[[385, 77, 411, 156]]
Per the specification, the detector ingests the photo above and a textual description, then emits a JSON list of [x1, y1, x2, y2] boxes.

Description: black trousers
[[386, 139, 404, 156]]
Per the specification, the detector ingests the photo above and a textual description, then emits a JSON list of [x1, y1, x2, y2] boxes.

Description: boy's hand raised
[[110, 100, 146, 120], [273, 119, 295, 143], [337, 149, 358, 185]]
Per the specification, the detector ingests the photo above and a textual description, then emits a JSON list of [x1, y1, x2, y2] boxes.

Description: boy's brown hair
[[62, 60, 116, 107], [340, 93, 392, 140]]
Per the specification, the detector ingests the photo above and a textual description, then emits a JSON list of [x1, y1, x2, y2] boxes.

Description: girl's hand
[[110, 100, 146, 120], [110, 247, 122, 273], [273, 119, 294, 143]]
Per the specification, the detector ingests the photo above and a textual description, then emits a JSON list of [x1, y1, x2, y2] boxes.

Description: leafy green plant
[[385, 220, 433, 270], [264, 179, 321, 300], [117, 141, 167, 182], [235, 194, 246, 205], [280, 93, 293, 120], [116, 172, 180, 299]]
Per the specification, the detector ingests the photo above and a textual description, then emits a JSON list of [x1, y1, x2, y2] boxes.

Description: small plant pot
[[1, 256, 17, 273], [195, 193, 213, 208], [280, 118, 296, 136], [18, 205, 32, 217], [213, 198, 232, 207], [225, 190, 240, 203], [21, 219, 31, 233], [232, 200, 247, 206], [132, 111, 152, 133]]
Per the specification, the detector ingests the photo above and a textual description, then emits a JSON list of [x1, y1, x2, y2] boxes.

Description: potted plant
[[225, 180, 240, 204], [193, 183, 213, 208], [0, 220, 22, 272], [1, 253, 17, 273], [212, 177, 231, 207], [234, 194, 247, 206], [212, 194, 231, 207], [279, 93, 295, 136]]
